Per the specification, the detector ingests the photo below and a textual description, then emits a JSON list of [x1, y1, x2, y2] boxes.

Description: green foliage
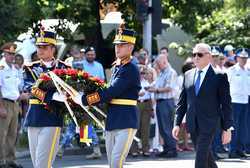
[[1, 0, 249, 54], [103, 0, 143, 49], [164, 0, 250, 56], [0, 0, 29, 44], [196, 0, 250, 48], [162, 0, 224, 34]]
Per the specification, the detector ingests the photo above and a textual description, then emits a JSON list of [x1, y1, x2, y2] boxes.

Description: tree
[[161, 0, 224, 34], [196, 0, 250, 48], [0, 0, 31, 44]]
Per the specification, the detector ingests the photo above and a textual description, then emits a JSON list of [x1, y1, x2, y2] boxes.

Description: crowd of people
[[0, 24, 250, 168]]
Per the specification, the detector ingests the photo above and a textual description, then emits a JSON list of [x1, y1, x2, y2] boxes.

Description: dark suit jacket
[[175, 65, 233, 134]]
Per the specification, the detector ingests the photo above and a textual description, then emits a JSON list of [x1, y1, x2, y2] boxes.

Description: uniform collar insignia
[[114, 56, 131, 66]]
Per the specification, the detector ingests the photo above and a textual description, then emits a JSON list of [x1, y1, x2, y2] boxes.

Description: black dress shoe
[[143, 152, 151, 157], [213, 153, 224, 160], [156, 151, 168, 157], [165, 150, 178, 158], [229, 152, 241, 158], [217, 147, 228, 153], [237, 151, 248, 158], [157, 150, 178, 158], [7, 162, 23, 168], [0, 164, 8, 168], [131, 152, 139, 157]]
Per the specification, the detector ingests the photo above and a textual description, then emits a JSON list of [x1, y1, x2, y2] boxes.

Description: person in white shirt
[[0, 42, 28, 168], [227, 48, 249, 158], [246, 50, 250, 154], [130, 65, 153, 157]]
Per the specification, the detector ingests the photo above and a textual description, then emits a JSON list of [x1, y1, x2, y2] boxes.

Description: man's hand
[[172, 126, 180, 140], [0, 107, 7, 119], [147, 87, 157, 93], [18, 92, 30, 100], [222, 130, 231, 145], [138, 91, 145, 97], [52, 92, 66, 102], [71, 93, 83, 106]]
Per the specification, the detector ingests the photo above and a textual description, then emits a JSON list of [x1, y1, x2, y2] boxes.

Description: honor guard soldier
[[0, 43, 25, 168], [23, 29, 70, 168], [73, 25, 141, 168]]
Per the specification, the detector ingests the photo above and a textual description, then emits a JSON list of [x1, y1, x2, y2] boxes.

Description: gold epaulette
[[31, 87, 46, 102], [58, 59, 71, 67], [86, 92, 100, 105], [111, 60, 117, 66]]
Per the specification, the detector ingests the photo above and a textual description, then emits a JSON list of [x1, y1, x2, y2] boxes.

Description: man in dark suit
[[172, 43, 233, 168]]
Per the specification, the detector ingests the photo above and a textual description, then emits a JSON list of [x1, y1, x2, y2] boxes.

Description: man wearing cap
[[210, 46, 220, 69], [210, 46, 228, 160], [23, 29, 70, 168], [0, 42, 27, 168], [83, 46, 105, 80], [72, 25, 141, 168], [70, 46, 85, 70], [227, 48, 249, 158], [172, 43, 233, 168], [224, 44, 236, 67]]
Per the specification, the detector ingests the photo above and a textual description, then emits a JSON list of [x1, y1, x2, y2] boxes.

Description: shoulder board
[[228, 66, 235, 70], [0, 65, 4, 70], [111, 60, 117, 67], [24, 60, 41, 67], [58, 60, 71, 67]]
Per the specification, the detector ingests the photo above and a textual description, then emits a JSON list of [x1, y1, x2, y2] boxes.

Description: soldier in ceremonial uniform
[[73, 25, 141, 168], [0, 43, 25, 168], [23, 29, 70, 168]]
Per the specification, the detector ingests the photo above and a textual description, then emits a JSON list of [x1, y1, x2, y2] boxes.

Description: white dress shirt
[[246, 66, 250, 96], [138, 79, 151, 101], [0, 62, 22, 100], [194, 64, 211, 88], [227, 63, 248, 104]]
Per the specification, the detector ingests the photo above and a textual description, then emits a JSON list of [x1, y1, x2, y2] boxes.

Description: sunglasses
[[192, 52, 208, 58]]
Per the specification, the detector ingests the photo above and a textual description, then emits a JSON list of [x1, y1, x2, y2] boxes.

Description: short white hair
[[193, 43, 211, 54]]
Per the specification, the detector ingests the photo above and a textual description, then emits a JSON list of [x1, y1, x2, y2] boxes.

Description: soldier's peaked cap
[[36, 27, 56, 46], [113, 24, 136, 44]]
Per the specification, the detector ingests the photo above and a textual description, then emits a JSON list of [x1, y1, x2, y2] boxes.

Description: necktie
[[195, 70, 202, 95]]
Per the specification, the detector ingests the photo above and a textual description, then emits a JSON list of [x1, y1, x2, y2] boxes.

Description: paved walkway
[[17, 151, 250, 168]]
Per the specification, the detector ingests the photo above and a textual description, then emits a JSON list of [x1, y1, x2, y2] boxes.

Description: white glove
[[52, 92, 66, 102], [72, 92, 84, 106]]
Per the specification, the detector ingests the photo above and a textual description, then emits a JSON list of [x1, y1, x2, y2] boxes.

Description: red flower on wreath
[[65, 69, 78, 77], [40, 73, 51, 81], [53, 69, 65, 76], [90, 77, 105, 85], [78, 71, 90, 79]]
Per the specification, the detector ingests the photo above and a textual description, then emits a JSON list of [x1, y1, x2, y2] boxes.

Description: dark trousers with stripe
[[246, 97, 250, 153], [229, 103, 248, 153], [156, 98, 176, 152]]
